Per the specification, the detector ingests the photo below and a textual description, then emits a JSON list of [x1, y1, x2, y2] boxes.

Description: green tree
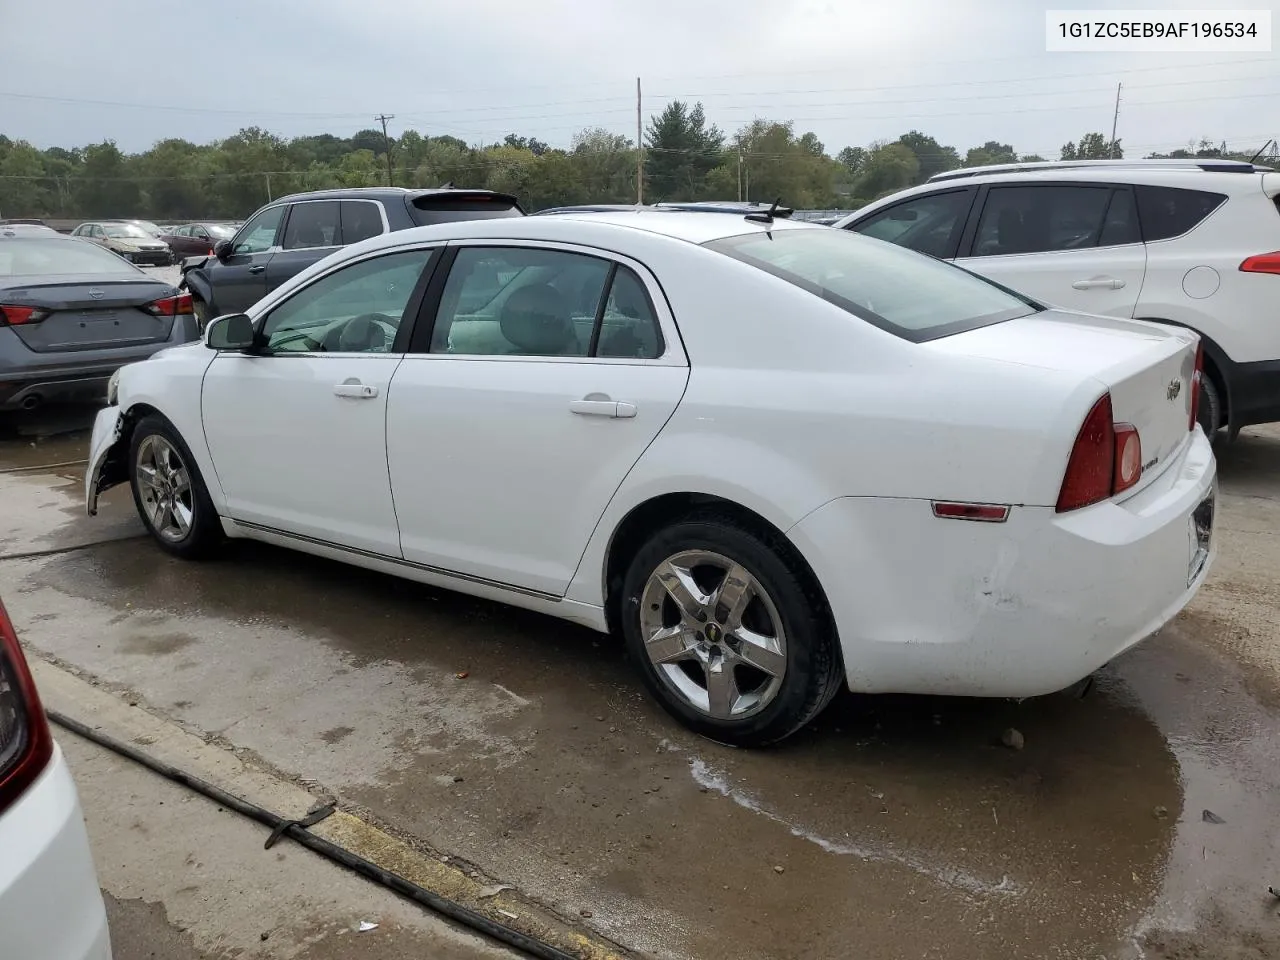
[[853, 142, 919, 202], [964, 141, 1018, 167], [0, 141, 50, 216], [896, 130, 960, 184], [644, 100, 724, 201], [1060, 133, 1121, 160]]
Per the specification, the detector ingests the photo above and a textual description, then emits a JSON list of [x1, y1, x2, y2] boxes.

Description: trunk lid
[[1, 276, 179, 352], [927, 309, 1198, 494]]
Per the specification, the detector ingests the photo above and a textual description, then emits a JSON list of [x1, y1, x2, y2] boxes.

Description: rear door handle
[[249, 265, 266, 274], [1072, 277, 1124, 290], [334, 382, 378, 399], [569, 398, 637, 419]]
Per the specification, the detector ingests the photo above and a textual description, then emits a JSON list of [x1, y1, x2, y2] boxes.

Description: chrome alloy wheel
[[135, 435, 194, 543], [639, 550, 788, 720]]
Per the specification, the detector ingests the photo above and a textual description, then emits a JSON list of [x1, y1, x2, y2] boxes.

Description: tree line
[[0, 99, 1260, 221]]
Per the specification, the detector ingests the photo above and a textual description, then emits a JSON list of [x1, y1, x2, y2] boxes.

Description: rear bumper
[[121, 250, 174, 266], [788, 428, 1217, 698], [0, 745, 113, 960], [1227, 357, 1280, 431]]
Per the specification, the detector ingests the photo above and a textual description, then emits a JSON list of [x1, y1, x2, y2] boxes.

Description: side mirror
[[213, 238, 231, 260], [205, 313, 257, 352]]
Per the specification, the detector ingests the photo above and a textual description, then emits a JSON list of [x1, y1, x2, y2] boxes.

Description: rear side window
[[707, 227, 1038, 343], [341, 201, 384, 245], [971, 186, 1112, 256], [1135, 185, 1227, 242], [409, 194, 524, 226], [282, 201, 340, 250]]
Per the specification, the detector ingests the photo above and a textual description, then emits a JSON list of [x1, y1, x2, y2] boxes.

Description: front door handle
[[249, 265, 266, 274], [1072, 277, 1124, 290], [569, 397, 637, 419], [334, 381, 378, 399]]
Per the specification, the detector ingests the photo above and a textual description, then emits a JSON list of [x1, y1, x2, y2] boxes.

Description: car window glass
[[341, 202, 383, 245], [972, 186, 1112, 257], [1135, 185, 1227, 242], [430, 247, 611, 358], [193, 226, 208, 240], [1098, 189, 1141, 247], [596, 267, 663, 359], [853, 191, 970, 258], [281, 201, 340, 251], [0, 237, 144, 276], [232, 205, 285, 255], [259, 249, 432, 354]]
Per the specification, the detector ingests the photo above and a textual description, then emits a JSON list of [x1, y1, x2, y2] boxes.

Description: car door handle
[[248, 265, 266, 274], [1072, 277, 1124, 290], [569, 398, 637, 419], [333, 382, 378, 399]]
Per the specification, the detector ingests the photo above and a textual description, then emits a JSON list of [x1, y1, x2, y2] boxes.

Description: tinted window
[[282, 201, 340, 250], [430, 247, 611, 357], [409, 195, 524, 227], [597, 267, 663, 359], [341, 201, 383, 245], [232, 205, 285, 255], [1098, 189, 1141, 246], [706, 227, 1037, 342], [0, 238, 143, 276], [852, 190, 971, 258], [1135, 185, 1227, 242], [972, 186, 1112, 256], [260, 249, 433, 353]]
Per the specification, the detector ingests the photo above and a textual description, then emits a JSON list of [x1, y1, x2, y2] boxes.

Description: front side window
[[281, 201, 341, 251], [971, 185, 1112, 257], [707, 226, 1038, 342], [259, 248, 434, 353], [231, 205, 285, 255], [852, 190, 972, 259], [429, 246, 663, 359]]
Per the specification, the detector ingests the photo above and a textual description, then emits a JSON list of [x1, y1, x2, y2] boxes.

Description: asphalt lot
[[0, 401, 1277, 960]]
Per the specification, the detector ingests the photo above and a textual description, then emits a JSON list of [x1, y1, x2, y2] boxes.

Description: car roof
[[272, 186, 519, 204], [929, 157, 1274, 183]]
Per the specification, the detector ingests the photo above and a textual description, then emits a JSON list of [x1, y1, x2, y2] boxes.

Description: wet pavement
[[2, 404, 1278, 960]]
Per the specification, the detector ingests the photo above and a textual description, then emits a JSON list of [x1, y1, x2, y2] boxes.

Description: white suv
[[833, 159, 1280, 439]]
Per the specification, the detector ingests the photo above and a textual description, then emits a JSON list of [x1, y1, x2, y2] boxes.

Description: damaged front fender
[[85, 405, 126, 516]]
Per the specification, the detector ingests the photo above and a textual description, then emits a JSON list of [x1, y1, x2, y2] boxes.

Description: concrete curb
[[30, 658, 631, 960]]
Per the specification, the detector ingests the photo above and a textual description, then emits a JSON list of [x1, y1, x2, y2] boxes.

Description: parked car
[[0, 595, 113, 960], [0, 233, 199, 411], [125, 220, 165, 239], [536, 201, 794, 217], [87, 210, 1216, 747], [832, 158, 1280, 441], [180, 187, 523, 328], [1, 224, 59, 238], [70, 222, 175, 266], [159, 222, 239, 259]]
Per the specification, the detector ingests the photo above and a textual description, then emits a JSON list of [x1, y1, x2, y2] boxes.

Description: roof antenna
[[439, 181, 454, 189], [745, 196, 783, 224], [1248, 139, 1275, 164]]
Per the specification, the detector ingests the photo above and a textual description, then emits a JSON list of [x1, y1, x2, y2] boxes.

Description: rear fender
[[1134, 317, 1235, 435], [182, 264, 213, 306]]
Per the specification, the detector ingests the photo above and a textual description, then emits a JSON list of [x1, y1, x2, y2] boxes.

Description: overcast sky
[[3, 0, 1276, 158]]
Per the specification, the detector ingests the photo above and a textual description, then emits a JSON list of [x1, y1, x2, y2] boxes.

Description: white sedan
[[85, 210, 1217, 746]]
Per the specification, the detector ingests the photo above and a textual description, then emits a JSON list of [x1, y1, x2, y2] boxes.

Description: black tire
[[1197, 373, 1222, 441], [619, 512, 842, 747], [128, 414, 222, 559]]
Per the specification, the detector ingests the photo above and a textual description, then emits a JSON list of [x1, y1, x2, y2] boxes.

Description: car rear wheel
[[619, 513, 842, 747], [128, 415, 221, 559], [1196, 373, 1222, 441]]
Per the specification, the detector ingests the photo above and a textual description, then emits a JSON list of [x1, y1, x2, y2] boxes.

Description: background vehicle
[[89, 211, 1215, 747], [0, 234, 198, 411], [70, 221, 174, 266], [1, 224, 59, 238], [0, 595, 113, 960], [159, 222, 239, 259], [833, 158, 1280, 440], [180, 187, 524, 328], [124, 219, 165, 239]]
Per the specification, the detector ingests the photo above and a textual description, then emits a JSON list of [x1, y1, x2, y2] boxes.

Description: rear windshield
[[409, 194, 524, 226], [705, 227, 1039, 342], [0, 238, 141, 276]]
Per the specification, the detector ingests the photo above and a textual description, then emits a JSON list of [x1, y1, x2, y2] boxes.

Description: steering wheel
[[320, 313, 395, 352]]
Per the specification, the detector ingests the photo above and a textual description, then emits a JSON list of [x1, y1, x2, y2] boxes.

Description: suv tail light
[[146, 293, 194, 317], [1056, 393, 1143, 512], [1239, 251, 1280, 274], [0, 598, 53, 815], [1189, 341, 1204, 431], [0, 305, 49, 326]]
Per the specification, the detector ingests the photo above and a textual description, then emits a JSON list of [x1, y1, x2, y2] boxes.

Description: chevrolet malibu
[[84, 211, 1217, 746]]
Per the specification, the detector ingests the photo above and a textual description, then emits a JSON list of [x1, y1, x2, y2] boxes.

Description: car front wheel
[[128, 414, 221, 559], [619, 513, 843, 747]]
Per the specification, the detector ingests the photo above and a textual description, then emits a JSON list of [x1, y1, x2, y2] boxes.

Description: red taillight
[[0, 598, 53, 814], [0, 304, 48, 326], [1057, 394, 1116, 512], [147, 293, 194, 317], [1113, 424, 1142, 494], [931, 502, 1010, 522], [1239, 251, 1280, 274], [1189, 341, 1204, 431]]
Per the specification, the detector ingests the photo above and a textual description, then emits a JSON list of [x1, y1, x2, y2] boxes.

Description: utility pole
[[264, 172, 272, 201], [737, 147, 743, 202], [375, 113, 396, 186], [635, 78, 643, 204], [1109, 83, 1122, 158]]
